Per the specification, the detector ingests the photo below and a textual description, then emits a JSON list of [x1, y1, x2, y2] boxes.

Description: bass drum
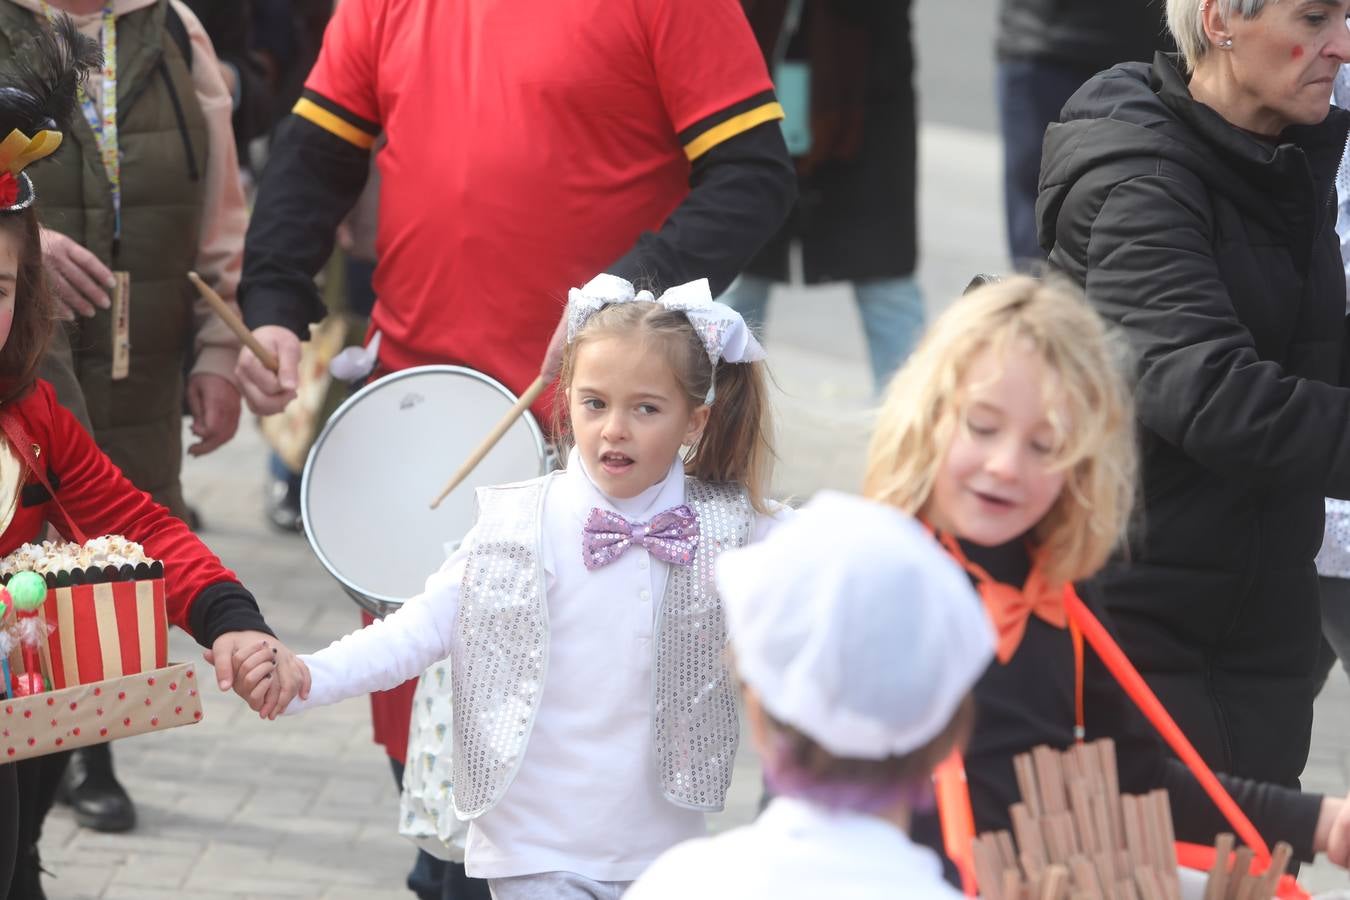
[[301, 365, 550, 617]]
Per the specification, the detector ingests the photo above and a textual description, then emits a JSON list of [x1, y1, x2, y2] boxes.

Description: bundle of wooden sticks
[[970, 739, 1293, 900]]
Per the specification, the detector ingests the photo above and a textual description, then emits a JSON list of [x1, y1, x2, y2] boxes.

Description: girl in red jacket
[[0, 19, 307, 899]]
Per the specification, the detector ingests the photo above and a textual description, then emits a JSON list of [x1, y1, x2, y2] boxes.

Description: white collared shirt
[[627, 796, 964, 899], [290, 452, 783, 881]]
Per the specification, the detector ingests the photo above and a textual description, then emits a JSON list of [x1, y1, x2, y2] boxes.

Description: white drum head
[[301, 366, 549, 614]]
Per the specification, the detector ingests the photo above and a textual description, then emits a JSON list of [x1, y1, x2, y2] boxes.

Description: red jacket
[[2, 380, 270, 645]]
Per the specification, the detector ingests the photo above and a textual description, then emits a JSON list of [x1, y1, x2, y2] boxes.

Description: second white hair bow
[[565, 273, 767, 382]]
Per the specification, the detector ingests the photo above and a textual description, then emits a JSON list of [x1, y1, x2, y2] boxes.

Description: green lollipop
[[8, 571, 47, 612]]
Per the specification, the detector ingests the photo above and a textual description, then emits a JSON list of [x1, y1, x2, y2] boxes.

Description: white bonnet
[[717, 492, 995, 760]]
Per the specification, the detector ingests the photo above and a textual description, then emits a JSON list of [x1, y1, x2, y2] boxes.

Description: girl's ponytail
[[687, 359, 774, 513]]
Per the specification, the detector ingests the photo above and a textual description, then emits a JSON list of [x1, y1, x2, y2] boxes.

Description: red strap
[[1063, 590, 1271, 862], [934, 751, 979, 897], [0, 410, 86, 543]]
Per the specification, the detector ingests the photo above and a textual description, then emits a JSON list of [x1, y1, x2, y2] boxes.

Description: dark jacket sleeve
[[1077, 173, 1350, 497], [607, 120, 796, 296], [33, 383, 273, 647], [1159, 762, 1322, 861], [238, 114, 373, 336]]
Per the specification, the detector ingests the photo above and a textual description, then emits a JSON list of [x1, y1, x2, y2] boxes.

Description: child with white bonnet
[[626, 491, 996, 898]]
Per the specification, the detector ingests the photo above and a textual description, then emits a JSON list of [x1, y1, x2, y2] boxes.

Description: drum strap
[[0, 411, 87, 543]]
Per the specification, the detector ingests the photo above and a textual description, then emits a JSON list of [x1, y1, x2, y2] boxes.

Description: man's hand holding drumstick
[[234, 325, 303, 415], [186, 272, 301, 416]]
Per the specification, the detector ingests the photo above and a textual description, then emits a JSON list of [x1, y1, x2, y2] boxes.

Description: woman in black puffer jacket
[[1037, 0, 1350, 790]]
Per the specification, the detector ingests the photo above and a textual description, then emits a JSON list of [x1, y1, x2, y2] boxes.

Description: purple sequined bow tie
[[582, 505, 700, 570]]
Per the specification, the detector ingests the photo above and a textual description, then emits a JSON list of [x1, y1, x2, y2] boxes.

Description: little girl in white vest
[[264, 274, 785, 900]]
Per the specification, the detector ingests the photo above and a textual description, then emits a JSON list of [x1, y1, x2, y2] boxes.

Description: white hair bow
[[565, 274, 766, 404]]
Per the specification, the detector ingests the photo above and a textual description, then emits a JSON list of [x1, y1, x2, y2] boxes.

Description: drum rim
[[300, 364, 551, 615]]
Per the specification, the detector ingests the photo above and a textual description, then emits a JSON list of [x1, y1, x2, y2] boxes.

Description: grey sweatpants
[[488, 871, 632, 900]]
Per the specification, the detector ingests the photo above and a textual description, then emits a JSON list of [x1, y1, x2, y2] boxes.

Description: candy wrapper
[[8, 573, 49, 696], [0, 598, 12, 698]]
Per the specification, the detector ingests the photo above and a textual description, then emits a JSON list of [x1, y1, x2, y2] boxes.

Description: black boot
[[57, 744, 136, 833]]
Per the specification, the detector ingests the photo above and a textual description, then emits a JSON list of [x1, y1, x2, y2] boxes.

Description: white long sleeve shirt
[[1320, 68, 1350, 577], [626, 797, 964, 900], [1335, 67, 1350, 314], [290, 452, 783, 881]]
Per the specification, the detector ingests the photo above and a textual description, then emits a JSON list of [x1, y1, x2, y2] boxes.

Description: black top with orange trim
[[910, 539, 1323, 868], [240, 0, 795, 426]]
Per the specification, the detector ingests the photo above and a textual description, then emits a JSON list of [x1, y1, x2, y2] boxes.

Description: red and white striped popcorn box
[[0, 662, 203, 762], [8, 576, 168, 690]]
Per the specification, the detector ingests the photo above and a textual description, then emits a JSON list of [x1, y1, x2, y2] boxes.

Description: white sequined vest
[[449, 474, 752, 819]]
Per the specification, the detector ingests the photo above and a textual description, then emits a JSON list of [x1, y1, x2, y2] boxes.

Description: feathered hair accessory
[[0, 15, 99, 212]]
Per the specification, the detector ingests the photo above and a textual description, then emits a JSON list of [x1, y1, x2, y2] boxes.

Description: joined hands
[[204, 630, 312, 720]]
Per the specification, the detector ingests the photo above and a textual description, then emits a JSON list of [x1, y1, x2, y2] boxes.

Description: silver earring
[[1219, 38, 1233, 48]]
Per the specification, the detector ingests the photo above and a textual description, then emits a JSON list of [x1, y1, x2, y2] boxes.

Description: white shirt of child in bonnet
[[627, 795, 964, 899]]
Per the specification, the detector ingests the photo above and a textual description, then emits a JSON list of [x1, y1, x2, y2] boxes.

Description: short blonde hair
[[862, 276, 1137, 587], [1167, 0, 1278, 70]]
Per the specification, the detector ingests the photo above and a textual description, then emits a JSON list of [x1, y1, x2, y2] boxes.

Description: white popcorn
[[0, 536, 156, 579]]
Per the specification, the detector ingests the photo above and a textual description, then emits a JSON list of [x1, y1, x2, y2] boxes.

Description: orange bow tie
[[937, 532, 1067, 663]]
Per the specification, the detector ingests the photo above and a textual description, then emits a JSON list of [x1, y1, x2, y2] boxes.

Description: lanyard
[[40, 3, 120, 240]]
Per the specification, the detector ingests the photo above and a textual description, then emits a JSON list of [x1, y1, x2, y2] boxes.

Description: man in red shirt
[[235, 0, 793, 896], [238, 0, 793, 418]]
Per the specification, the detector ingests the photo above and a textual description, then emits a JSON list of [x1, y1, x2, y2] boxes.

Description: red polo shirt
[[299, 0, 780, 426]]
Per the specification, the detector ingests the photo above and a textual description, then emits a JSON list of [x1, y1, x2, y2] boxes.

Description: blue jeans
[[721, 274, 925, 390], [997, 58, 1101, 267]]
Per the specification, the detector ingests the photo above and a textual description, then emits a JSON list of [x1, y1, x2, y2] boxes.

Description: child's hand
[[237, 640, 312, 720], [204, 631, 312, 720]]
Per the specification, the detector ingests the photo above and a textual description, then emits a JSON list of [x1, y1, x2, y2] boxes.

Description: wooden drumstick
[[430, 374, 550, 509], [187, 271, 279, 373]]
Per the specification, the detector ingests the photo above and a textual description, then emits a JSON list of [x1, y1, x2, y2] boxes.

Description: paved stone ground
[[31, 118, 1350, 897]]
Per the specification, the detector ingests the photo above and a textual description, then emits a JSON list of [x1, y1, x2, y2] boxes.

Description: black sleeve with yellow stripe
[[239, 90, 380, 335], [608, 90, 796, 297], [293, 91, 380, 151]]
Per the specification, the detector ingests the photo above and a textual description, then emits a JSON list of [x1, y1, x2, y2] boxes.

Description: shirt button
[[639, 589, 651, 602], [638, 556, 649, 570]]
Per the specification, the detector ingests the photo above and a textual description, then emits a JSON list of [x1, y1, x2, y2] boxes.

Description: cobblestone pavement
[[33, 119, 1350, 897]]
